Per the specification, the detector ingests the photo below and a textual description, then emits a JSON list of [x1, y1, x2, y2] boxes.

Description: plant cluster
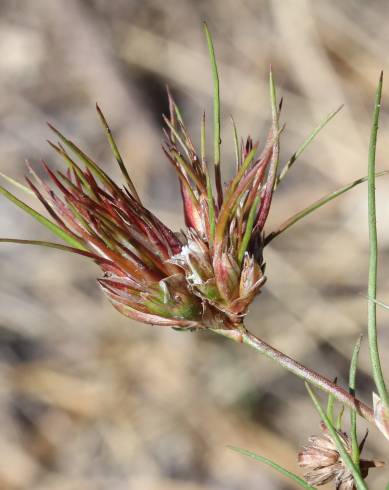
[[0, 24, 388, 489]]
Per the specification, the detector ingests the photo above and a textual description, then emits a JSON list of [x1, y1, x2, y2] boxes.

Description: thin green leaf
[[0, 172, 35, 196], [173, 151, 206, 193], [48, 123, 115, 189], [227, 445, 317, 489], [367, 71, 389, 408], [305, 383, 368, 490], [163, 115, 190, 158], [96, 104, 141, 203], [238, 194, 260, 264], [48, 141, 97, 199], [336, 405, 345, 431], [201, 112, 206, 163], [265, 170, 389, 246], [206, 172, 215, 248], [201, 112, 215, 247], [0, 238, 97, 258], [269, 68, 280, 191], [275, 105, 343, 189], [0, 185, 86, 250], [204, 22, 223, 207], [349, 335, 363, 468], [326, 377, 337, 425], [326, 394, 335, 424], [224, 145, 258, 201], [269, 69, 278, 125], [231, 116, 241, 170], [173, 103, 184, 126]]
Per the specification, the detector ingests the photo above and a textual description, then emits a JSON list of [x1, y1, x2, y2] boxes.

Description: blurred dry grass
[[0, 1, 389, 488]]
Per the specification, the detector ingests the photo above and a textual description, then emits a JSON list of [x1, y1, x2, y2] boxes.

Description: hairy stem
[[212, 327, 374, 424]]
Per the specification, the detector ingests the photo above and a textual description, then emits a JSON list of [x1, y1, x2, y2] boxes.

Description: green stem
[[349, 335, 363, 469], [367, 71, 389, 408], [213, 327, 374, 424]]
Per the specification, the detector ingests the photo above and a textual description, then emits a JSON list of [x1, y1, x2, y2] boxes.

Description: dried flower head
[[298, 422, 383, 489]]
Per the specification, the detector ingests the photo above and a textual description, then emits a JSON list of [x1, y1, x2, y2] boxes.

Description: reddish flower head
[[12, 93, 278, 330], [0, 38, 359, 332]]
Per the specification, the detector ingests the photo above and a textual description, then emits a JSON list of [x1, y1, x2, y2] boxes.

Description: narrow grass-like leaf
[[201, 112, 206, 163], [231, 116, 241, 170], [305, 383, 368, 490], [204, 22, 223, 207], [275, 105, 343, 189], [349, 335, 363, 468], [0, 172, 35, 196], [227, 445, 317, 489], [326, 394, 335, 424], [269, 69, 278, 126], [238, 194, 260, 264], [48, 123, 116, 189], [0, 238, 101, 260], [367, 71, 389, 408], [47, 141, 97, 199], [0, 185, 86, 250], [206, 172, 215, 248], [173, 151, 206, 192], [255, 70, 280, 232], [326, 377, 337, 424], [224, 145, 258, 201], [201, 112, 215, 247], [174, 104, 184, 126], [336, 405, 345, 430], [265, 171, 389, 245], [269, 68, 280, 187], [96, 104, 141, 203], [163, 115, 190, 158]]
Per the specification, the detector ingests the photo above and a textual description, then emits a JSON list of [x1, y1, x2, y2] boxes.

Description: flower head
[[13, 92, 277, 330], [298, 422, 383, 489], [164, 89, 278, 325], [0, 29, 362, 331]]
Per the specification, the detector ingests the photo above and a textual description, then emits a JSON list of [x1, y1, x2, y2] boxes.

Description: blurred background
[[0, 1, 389, 488]]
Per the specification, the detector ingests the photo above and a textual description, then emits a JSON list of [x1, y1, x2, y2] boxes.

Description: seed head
[[298, 422, 383, 489]]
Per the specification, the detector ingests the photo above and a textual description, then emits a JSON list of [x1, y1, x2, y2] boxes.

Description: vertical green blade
[[204, 22, 223, 207], [349, 335, 363, 468], [367, 71, 389, 408]]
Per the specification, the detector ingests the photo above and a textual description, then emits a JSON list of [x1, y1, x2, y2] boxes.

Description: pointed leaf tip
[[227, 445, 316, 489]]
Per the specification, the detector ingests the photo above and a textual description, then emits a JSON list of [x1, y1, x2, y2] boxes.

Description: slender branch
[[212, 327, 374, 424]]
